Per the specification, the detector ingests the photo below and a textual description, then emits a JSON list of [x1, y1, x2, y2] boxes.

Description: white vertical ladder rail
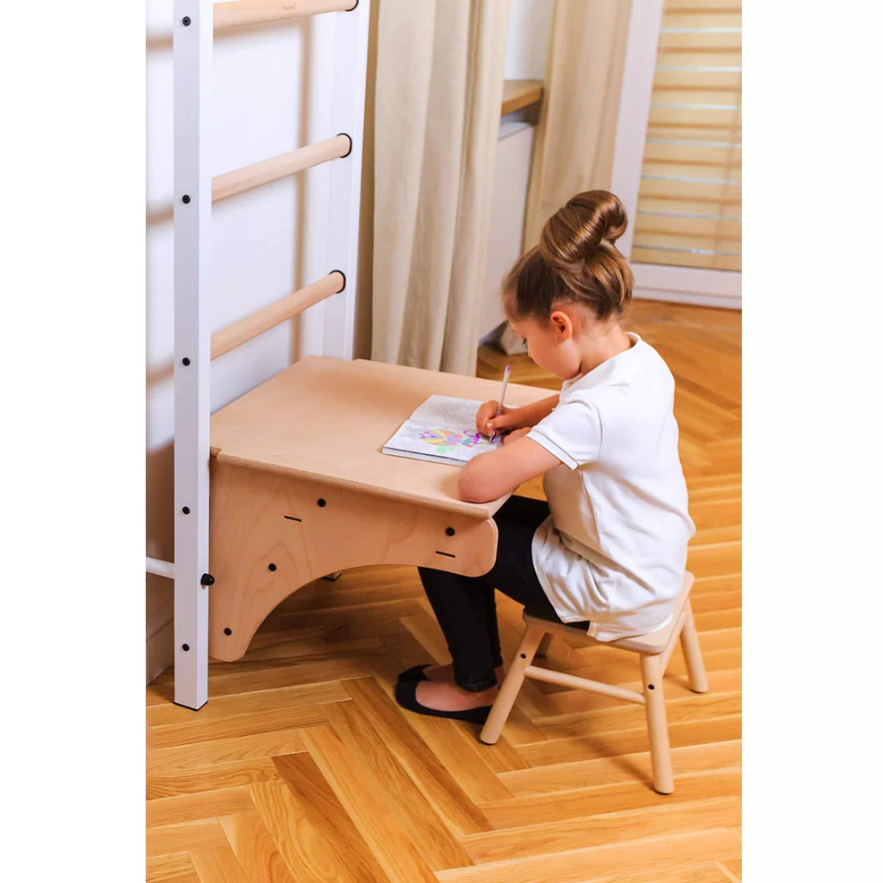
[[163, 0, 369, 709], [173, 0, 212, 710], [323, 0, 370, 359]]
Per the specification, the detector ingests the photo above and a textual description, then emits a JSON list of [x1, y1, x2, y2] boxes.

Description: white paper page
[[409, 395, 484, 431], [384, 395, 502, 464]]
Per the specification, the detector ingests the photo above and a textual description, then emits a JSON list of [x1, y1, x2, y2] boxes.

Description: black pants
[[417, 495, 591, 692]]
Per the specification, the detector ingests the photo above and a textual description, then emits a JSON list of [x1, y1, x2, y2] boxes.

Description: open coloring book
[[383, 395, 502, 467]]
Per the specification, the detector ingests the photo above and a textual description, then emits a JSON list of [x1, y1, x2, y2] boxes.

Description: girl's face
[[505, 295, 584, 381]]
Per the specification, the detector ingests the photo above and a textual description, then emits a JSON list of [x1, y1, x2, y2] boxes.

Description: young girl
[[394, 190, 695, 724]]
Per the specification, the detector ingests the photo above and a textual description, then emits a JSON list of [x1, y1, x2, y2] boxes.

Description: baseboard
[[633, 287, 742, 310], [631, 264, 741, 310]]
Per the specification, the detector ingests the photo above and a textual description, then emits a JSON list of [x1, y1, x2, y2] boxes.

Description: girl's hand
[[475, 400, 519, 438], [502, 427, 531, 446]]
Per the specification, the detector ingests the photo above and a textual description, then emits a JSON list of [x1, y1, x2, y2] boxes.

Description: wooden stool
[[480, 573, 707, 794]]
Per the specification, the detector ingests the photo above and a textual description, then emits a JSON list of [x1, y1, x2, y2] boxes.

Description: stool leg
[[679, 600, 708, 693], [480, 625, 545, 745], [641, 654, 674, 794], [535, 633, 553, 658]]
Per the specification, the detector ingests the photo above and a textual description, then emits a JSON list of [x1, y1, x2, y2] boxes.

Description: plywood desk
[[208, 356, 550, 661]]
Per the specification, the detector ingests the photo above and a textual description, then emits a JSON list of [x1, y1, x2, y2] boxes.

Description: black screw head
[[182, 644, 190, 652], [182, 194, 191, 204], [182, 506, 190, 515], [268, 563, 277, 572], [317, 498, 326, 507], [224, 628, 232, 636], [182, 16, 191, 26], [520, 653, 527, 659], [182, 357, 191, 366], [200, 573, 215, 587], [648, 684, 655, 690], [445, 527, 455, 537]]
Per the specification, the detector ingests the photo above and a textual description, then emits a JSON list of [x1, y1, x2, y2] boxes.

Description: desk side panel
[[208, 460, 498, 661]]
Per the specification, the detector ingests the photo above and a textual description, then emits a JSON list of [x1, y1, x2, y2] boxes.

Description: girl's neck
[[577, 322, 633, 376]]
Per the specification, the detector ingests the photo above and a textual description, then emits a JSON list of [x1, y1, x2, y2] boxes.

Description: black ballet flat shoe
[[396, 664, 432, 683], [394, 679, 493, 725]]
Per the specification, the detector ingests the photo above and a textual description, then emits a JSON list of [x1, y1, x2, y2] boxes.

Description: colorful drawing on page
[[419, 428, 498, 454]]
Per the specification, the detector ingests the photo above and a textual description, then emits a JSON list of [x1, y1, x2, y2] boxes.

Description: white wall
[[480, 1, 554, 346], [504, 0, 555, 80], [145, 0, 342, 679], [480, 122, 536, 339]]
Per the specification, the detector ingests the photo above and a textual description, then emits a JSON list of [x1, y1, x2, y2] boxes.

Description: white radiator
[[479, 120, 536, 342]]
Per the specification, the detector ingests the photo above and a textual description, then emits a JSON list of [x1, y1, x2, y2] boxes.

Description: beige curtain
[[370, 0, 510, 376], [523, 0, 633, 249]]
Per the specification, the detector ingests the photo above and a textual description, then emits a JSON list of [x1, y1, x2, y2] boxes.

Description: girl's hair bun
[[504, 190, 633, 322], [540, 190, 628, 270]]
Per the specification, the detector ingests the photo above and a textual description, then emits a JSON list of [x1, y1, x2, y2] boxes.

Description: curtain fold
[[523, 0, 633, 249], [371, 0, 510, 376]]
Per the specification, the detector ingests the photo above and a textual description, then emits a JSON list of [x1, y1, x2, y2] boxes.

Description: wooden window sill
[[501, 79, 544, 116]]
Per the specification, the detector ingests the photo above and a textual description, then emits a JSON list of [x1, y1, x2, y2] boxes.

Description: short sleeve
[[526, 396, 602, 470]]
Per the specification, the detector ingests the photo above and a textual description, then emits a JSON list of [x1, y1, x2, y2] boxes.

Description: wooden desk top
[[211, 356, 552, 517]]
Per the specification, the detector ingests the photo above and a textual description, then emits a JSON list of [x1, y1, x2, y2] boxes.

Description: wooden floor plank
[[518, 715, 742, 767], [249, 779, 387, 883], [435, 828, 741, 883], [148, 728, 310, 773], [189, 845, 251, 883], [218, 811, 299, 883], [381, 708, 514, 805], [478, 768, 741, 830], [716, 859, 742, 882], [146, 820, 228, 858], [147, 853, 201, 883], [148, 657, 373, 706], [300, 724, 440, 883], [150, 705, 332, 750], [542, 669, 741, 719], [498, 740, 741, 797], [533, 691, 740, 742], [148, 682, 350, 728], [271, 753, 392, 883], [576, 865, 732, 883], [322, 699, 474, 871], [343, 677, 493, 835], [148, 758, 283, 801], [460, 797, 741, 863], [147, 787, 256, 828]]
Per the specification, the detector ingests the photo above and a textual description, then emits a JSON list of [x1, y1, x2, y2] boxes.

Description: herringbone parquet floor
[[146, 300, 742, 883]]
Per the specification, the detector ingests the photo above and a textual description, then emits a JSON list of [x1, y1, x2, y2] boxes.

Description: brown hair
[[504, 190, 634, 323]]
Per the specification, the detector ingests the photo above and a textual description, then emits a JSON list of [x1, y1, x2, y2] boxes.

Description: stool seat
[[524, 572, 695, 656]]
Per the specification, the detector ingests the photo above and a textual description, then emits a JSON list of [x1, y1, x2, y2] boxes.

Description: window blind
[[631, 0, 741, 272]]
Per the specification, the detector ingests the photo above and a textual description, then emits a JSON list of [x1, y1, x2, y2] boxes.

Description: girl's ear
[[549, 309, 575, 341]]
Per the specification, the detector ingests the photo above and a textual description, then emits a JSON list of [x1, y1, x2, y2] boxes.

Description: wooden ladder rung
[[214, 0, 355, 32], [212, 134, 351, 203], [211, 271, 345, 361]]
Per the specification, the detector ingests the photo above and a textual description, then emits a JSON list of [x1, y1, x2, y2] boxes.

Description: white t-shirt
[[526, 333, 695, 641]]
